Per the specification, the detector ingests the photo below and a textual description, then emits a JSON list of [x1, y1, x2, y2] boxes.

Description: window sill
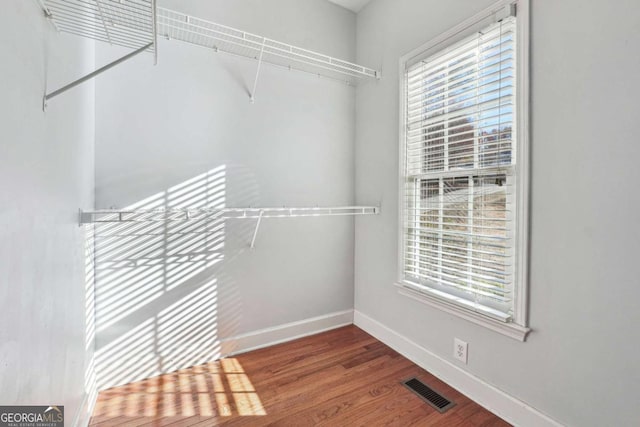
[[394, 282, 531, 342]]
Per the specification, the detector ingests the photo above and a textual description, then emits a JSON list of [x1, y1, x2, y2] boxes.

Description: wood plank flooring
[[90, 325, 510, 426]]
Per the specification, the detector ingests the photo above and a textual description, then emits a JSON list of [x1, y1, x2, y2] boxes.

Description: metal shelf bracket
[[250, 210, 265, 248], [250, 39, 266, 103], [43, 42, 153, 111]]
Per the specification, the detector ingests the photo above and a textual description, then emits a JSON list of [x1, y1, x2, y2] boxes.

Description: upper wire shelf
[[156, 8, 379, 84], [38, 2, 379, 105], [80, 206, 379, 248]]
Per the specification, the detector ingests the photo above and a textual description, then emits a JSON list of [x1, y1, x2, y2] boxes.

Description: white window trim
[[396, 0, 531, 342]]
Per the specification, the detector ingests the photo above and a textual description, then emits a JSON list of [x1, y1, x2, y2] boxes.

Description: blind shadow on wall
[[93, 165, 257, 390]]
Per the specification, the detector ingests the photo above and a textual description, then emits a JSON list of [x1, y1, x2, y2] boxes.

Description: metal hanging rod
[[79, 206, 379, 225], [45, 42, 152, 104]]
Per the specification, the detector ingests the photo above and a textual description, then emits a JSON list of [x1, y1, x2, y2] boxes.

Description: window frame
[[397, 0, 530, 341]]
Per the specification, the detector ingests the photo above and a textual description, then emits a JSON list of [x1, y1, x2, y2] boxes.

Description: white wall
[[355, 1, 640, 426], [0, 1, 96, 425], [93, 0, 357, 389]]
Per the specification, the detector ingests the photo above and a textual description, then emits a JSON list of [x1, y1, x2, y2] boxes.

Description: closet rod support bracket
[[43, 42, 153, 111], [249, 39, 266, 103], [250, 210, 265, 249]]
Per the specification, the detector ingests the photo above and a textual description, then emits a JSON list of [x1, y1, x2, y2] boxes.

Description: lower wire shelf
[[80, 206, 379, 248], [79, 205, 379, 225]]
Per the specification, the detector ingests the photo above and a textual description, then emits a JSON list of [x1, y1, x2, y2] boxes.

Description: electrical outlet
[[454, 338, 468, 364]]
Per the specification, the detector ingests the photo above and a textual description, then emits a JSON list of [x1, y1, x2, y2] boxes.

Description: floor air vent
[[402, 378, 455, 413]]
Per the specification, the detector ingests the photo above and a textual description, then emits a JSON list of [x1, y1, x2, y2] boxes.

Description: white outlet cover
[[454, 338, 468, 364]]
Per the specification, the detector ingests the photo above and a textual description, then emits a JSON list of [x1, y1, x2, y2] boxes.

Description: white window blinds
[[402, 16, 517, 322]]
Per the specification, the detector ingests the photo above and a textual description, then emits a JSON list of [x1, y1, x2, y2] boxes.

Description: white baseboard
[[72, 389, 98, 427], [80, 309, 562, 426], [353, 310, 563, 427], [221, 309, 354, 356]]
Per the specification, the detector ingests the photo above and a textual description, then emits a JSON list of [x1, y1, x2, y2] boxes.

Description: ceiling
[[327, 0, 372, 13]]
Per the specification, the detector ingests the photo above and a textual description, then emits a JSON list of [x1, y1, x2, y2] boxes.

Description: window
[[398, 0, 529, 340]]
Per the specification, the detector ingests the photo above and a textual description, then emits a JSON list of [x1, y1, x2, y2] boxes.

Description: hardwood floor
[[90, 326, 510, 426]]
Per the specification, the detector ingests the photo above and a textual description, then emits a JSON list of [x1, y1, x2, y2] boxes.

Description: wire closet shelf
[[80, 206, 379, 224], [39, 0, 380, 88], [156, 7, 379, 84]]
